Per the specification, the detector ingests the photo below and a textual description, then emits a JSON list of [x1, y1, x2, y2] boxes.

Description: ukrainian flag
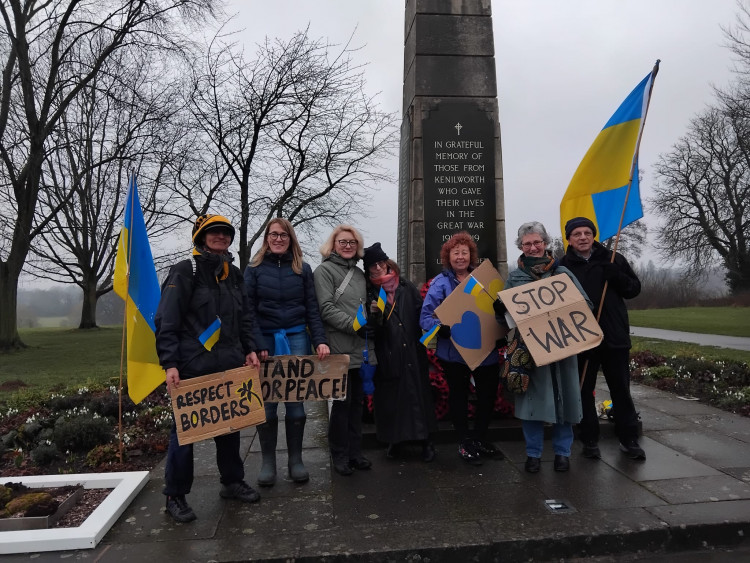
[[199, 317, 221, 351], [464, 276, 484, 297], [113, 176, 165, 404], [420, 323, 440, 347], [352, 303, 367, 331], [560, 62, 659, 242], [377, 287, 387, 313]]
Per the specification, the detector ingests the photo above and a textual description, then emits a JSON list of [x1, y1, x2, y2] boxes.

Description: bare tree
[[26, 48, 183, 328], [652, 101, 750, 293], [0, 0, 217, 350], [601, 219, 648, 261], [176, 29, 398, 268]]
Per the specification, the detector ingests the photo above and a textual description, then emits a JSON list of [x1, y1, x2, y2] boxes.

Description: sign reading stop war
[[259, 354, 350, 403], [498, 275, 602, 367], [171, 365, 266, 446]]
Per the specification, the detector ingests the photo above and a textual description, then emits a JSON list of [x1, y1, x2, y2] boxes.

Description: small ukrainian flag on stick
[[199, 317, 221, 351], [377, 287, 387, 313], [464, 275, 485, 296], [353, 303, 367, 331], [420, 323, 440, 346]]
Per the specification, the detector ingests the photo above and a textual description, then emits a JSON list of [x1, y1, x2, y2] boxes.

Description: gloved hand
[[601, 261, 621, 281], [357, 325, 376, 339], [493, 299, 507, 316], [437, 324, 451, 338]]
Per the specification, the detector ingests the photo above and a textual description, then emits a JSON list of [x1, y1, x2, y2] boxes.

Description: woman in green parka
[[495, 221, 589, 474], [314, 224, 377, 476]]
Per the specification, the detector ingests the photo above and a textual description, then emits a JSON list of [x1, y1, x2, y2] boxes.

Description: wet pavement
[[4, 377, 750, 562], [631, 326, 750, 352]]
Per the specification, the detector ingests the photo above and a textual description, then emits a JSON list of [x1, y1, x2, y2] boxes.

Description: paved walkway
[[5, 379, 750, 562], [631, 326, 750, 352]]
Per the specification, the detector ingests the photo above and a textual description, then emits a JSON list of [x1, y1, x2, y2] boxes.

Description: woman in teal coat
[[496, 221, 589, 474]]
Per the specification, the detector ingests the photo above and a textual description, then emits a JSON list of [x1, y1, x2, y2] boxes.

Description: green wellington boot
[[285, 417, 309, 483], [256, 418, 278, 487]]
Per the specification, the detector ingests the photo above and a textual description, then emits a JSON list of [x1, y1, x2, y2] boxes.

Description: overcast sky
[[221, 0, 743, 267]]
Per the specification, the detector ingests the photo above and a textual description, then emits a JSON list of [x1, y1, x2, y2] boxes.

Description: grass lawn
[[0, 326, 125, 404], [631, 336, 750, 364], [629, 307, 750, 338]]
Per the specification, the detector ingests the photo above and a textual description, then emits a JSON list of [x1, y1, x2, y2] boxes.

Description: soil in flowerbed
[[1, 482, 112, 528]]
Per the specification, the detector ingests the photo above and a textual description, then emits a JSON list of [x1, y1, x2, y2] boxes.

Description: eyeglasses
[[268, 232, 289, 240], [369, 261, 387, 272], [337, 240, 357, 247], [521, 240, 545, 249]]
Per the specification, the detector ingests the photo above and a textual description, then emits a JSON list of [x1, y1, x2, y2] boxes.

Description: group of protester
[[154, 213, 644, 524]]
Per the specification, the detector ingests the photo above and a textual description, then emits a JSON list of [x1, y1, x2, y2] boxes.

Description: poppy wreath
[[501, 332, 535, 394]]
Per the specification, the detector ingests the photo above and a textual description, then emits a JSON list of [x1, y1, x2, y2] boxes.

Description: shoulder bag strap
[[333, 268, 355, 304]]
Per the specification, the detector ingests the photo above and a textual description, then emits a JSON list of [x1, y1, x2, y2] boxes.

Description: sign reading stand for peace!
[[259, 354, 350, 403], [171, 366, 265, 446], [497, 274, 603, 367]]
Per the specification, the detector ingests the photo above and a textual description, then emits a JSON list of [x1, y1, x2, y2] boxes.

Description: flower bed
[[630, 350, 750, 417], [0, 383, 171, 476]]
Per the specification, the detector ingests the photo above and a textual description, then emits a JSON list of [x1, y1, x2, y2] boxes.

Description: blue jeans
[[260, 330, 310, 422], [521, 420, 574, 458]]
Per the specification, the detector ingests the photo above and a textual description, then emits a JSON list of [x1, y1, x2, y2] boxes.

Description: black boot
[[286, 417, 309, 483], [256, 418, 278, 487]]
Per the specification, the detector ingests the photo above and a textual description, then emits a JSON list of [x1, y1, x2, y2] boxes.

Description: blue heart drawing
[[451, 310, 482, 350]]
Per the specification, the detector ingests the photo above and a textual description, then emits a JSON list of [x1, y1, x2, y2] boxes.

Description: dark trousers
[[441, 360, 499, 442], [578, 345, 639, 444], [328, 368, 364, 463], [163, 423, 245, 497]]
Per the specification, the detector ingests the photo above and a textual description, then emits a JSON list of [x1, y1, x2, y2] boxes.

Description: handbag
[[501, 330, 535, 394]]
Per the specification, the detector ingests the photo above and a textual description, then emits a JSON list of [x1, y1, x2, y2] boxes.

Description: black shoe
[[333, 459, 354, 476], [458, 440, 482, 466], [554, 455, 570, 472], [220, 481, 260, 503], [422, 441, 436, 463], [620, 439, 646, 460], [349, 456, 372, 470], [582, 441, 601, 459], [524, 456, 541, 473], [470, 438, 505, 460], [165, 495, 196, 523], [386, 443, 400, 459]]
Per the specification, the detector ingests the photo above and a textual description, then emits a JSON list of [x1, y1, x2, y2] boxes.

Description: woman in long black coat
[[363, 243, 437, 462]]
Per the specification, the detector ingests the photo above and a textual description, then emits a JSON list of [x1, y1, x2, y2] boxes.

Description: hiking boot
[[348, 456, 372, 470], [165, 495, 196, 523], [220, 481, 260, 503], [582, 441, 601, 459], [470, 438, 505, 460], [620, 439, 646, 460], [554, 454, 570, 472], [524, 456, 541, 473], [333, 458, 354, 476], [458, 440, 482, 466], [386, 443, 401, 459]]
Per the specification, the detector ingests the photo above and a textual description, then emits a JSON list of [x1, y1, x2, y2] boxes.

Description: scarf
[[517, 251, 556, 280], [193, 245, 232, 281], [371, 271, 399, 304]]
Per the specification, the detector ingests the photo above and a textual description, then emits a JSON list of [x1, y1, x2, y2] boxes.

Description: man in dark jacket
[[559, 217, 645, 461]]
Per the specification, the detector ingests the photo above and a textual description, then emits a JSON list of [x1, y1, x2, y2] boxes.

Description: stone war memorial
[[397, 0, 507, 284]]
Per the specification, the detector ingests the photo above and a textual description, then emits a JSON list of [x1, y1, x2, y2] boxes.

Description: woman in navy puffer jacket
[[244, 218, 329, 486]]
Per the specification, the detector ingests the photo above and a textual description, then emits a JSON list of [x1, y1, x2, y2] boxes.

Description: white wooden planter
[[0, 471, 149, 554]]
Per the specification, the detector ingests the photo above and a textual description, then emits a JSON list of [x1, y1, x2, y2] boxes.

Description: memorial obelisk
[[397, 0, 507, 284]]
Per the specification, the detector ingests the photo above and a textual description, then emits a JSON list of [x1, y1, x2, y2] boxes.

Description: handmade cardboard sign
[[171, 365, 265, 446], [259, 354, 350, 403], [434, 260, 508, 370], [497, 275, 602, 366]]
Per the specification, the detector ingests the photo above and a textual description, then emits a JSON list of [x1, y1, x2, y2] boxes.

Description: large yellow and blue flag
[[113, 176, 165, 404], [560, 62, 659, 242], [352, 303, 367, 331]]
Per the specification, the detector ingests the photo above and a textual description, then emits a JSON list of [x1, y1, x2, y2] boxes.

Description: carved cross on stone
[[454, 122, 463, 136]]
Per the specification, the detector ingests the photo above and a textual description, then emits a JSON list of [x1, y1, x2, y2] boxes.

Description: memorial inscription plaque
[[422, 103, 497, 279]]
